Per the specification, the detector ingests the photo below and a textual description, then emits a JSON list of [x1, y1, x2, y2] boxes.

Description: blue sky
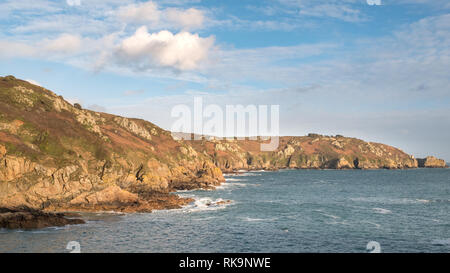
[[0, 0, 449, 160]]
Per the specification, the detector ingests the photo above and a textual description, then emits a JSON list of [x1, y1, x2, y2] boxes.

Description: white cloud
[[117, 1, 206, 30], [299, 4, 365, 22], [118, 1, 160, 25], [115, 26, 214, 71], [0, 41, 35, 58], [43, 34, 82, 54], [0, 26, 215, 74], [0, 33, 84, 59], [276, 0, 368, 22], [66, 0, 81, 7], [166, 7, 205, 30], [0, 0, 62, 15]]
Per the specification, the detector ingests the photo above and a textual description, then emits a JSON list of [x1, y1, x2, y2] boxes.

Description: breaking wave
[[181, 197, 234, 212], [350, 197, 431, 205], [242, 217, 278, 222], [372, 208, 392, 214]]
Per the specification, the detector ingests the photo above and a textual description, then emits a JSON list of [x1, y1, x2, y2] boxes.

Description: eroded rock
[[0, 207, 84, 229]]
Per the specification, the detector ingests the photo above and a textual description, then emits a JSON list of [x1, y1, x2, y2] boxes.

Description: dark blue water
[[1, 169, 449, 253]]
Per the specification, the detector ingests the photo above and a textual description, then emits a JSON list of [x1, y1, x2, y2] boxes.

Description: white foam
[[94, 211, 125, 215], [216, 182, 248, 190], [372, 208, 392, 214], [234, 172, 262, 177], [192, 216, 218, 221], [350, 197, 425, 205], [242, 217, 277, 222], [243, 217, 266, 222], [318, 212, 340, 219], [225, 178, 247, 182], [181, 197, 234, 213]]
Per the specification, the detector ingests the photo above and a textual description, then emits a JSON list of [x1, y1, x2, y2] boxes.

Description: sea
[[1, 169, 449, 253]]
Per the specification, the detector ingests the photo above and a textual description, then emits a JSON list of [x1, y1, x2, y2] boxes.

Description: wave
[[181, 197, 234, 213], [225, 178, 247, 182], [242, 217, 278, 222], [217, 181, 260, 191], [350, 197, 431, 205], [316, 211, 340, 219], [192, 216, 218, 221], [216, 182, 248, 190], [228, 172, 262, 177], [372, 208, 392, 214]]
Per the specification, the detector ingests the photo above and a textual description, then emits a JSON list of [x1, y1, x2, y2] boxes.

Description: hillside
[[0, 75, 446, 214], [0, 76, 223, 212]]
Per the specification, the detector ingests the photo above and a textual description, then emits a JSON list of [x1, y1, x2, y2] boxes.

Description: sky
[[0, 0, 449, 160]]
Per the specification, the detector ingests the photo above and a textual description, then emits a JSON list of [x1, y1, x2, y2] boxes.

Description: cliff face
[[0, 76, 446, 214], [187, 134, 419, 171], [0, 76, 223, 212]]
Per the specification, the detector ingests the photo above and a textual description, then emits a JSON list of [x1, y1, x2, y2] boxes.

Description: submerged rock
[[0, 207, 84, 229]]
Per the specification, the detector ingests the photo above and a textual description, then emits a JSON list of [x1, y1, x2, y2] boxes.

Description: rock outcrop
[[0, 207, 84, 229], [417, 156, 448, 168]]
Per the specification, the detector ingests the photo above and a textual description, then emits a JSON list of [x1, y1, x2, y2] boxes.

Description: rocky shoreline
[[0, 75, 448, 229]]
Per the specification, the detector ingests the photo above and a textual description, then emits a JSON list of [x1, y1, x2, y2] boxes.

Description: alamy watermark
[[170, 97, 280, 151], [66, 241, 81, 253], [366, 241, 381, 253]]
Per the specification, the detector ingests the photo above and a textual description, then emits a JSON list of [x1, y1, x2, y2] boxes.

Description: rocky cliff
[[0, 76, 223, 213], [0, 75, 447, 217], [188, 134, 422, 171]]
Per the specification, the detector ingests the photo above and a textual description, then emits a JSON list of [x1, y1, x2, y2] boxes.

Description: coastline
[[0, 76, 447, 229], [1, 166, 448, 229]]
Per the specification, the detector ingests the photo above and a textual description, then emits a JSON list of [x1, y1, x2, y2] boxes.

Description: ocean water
[[1, 169, 449, 253]]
